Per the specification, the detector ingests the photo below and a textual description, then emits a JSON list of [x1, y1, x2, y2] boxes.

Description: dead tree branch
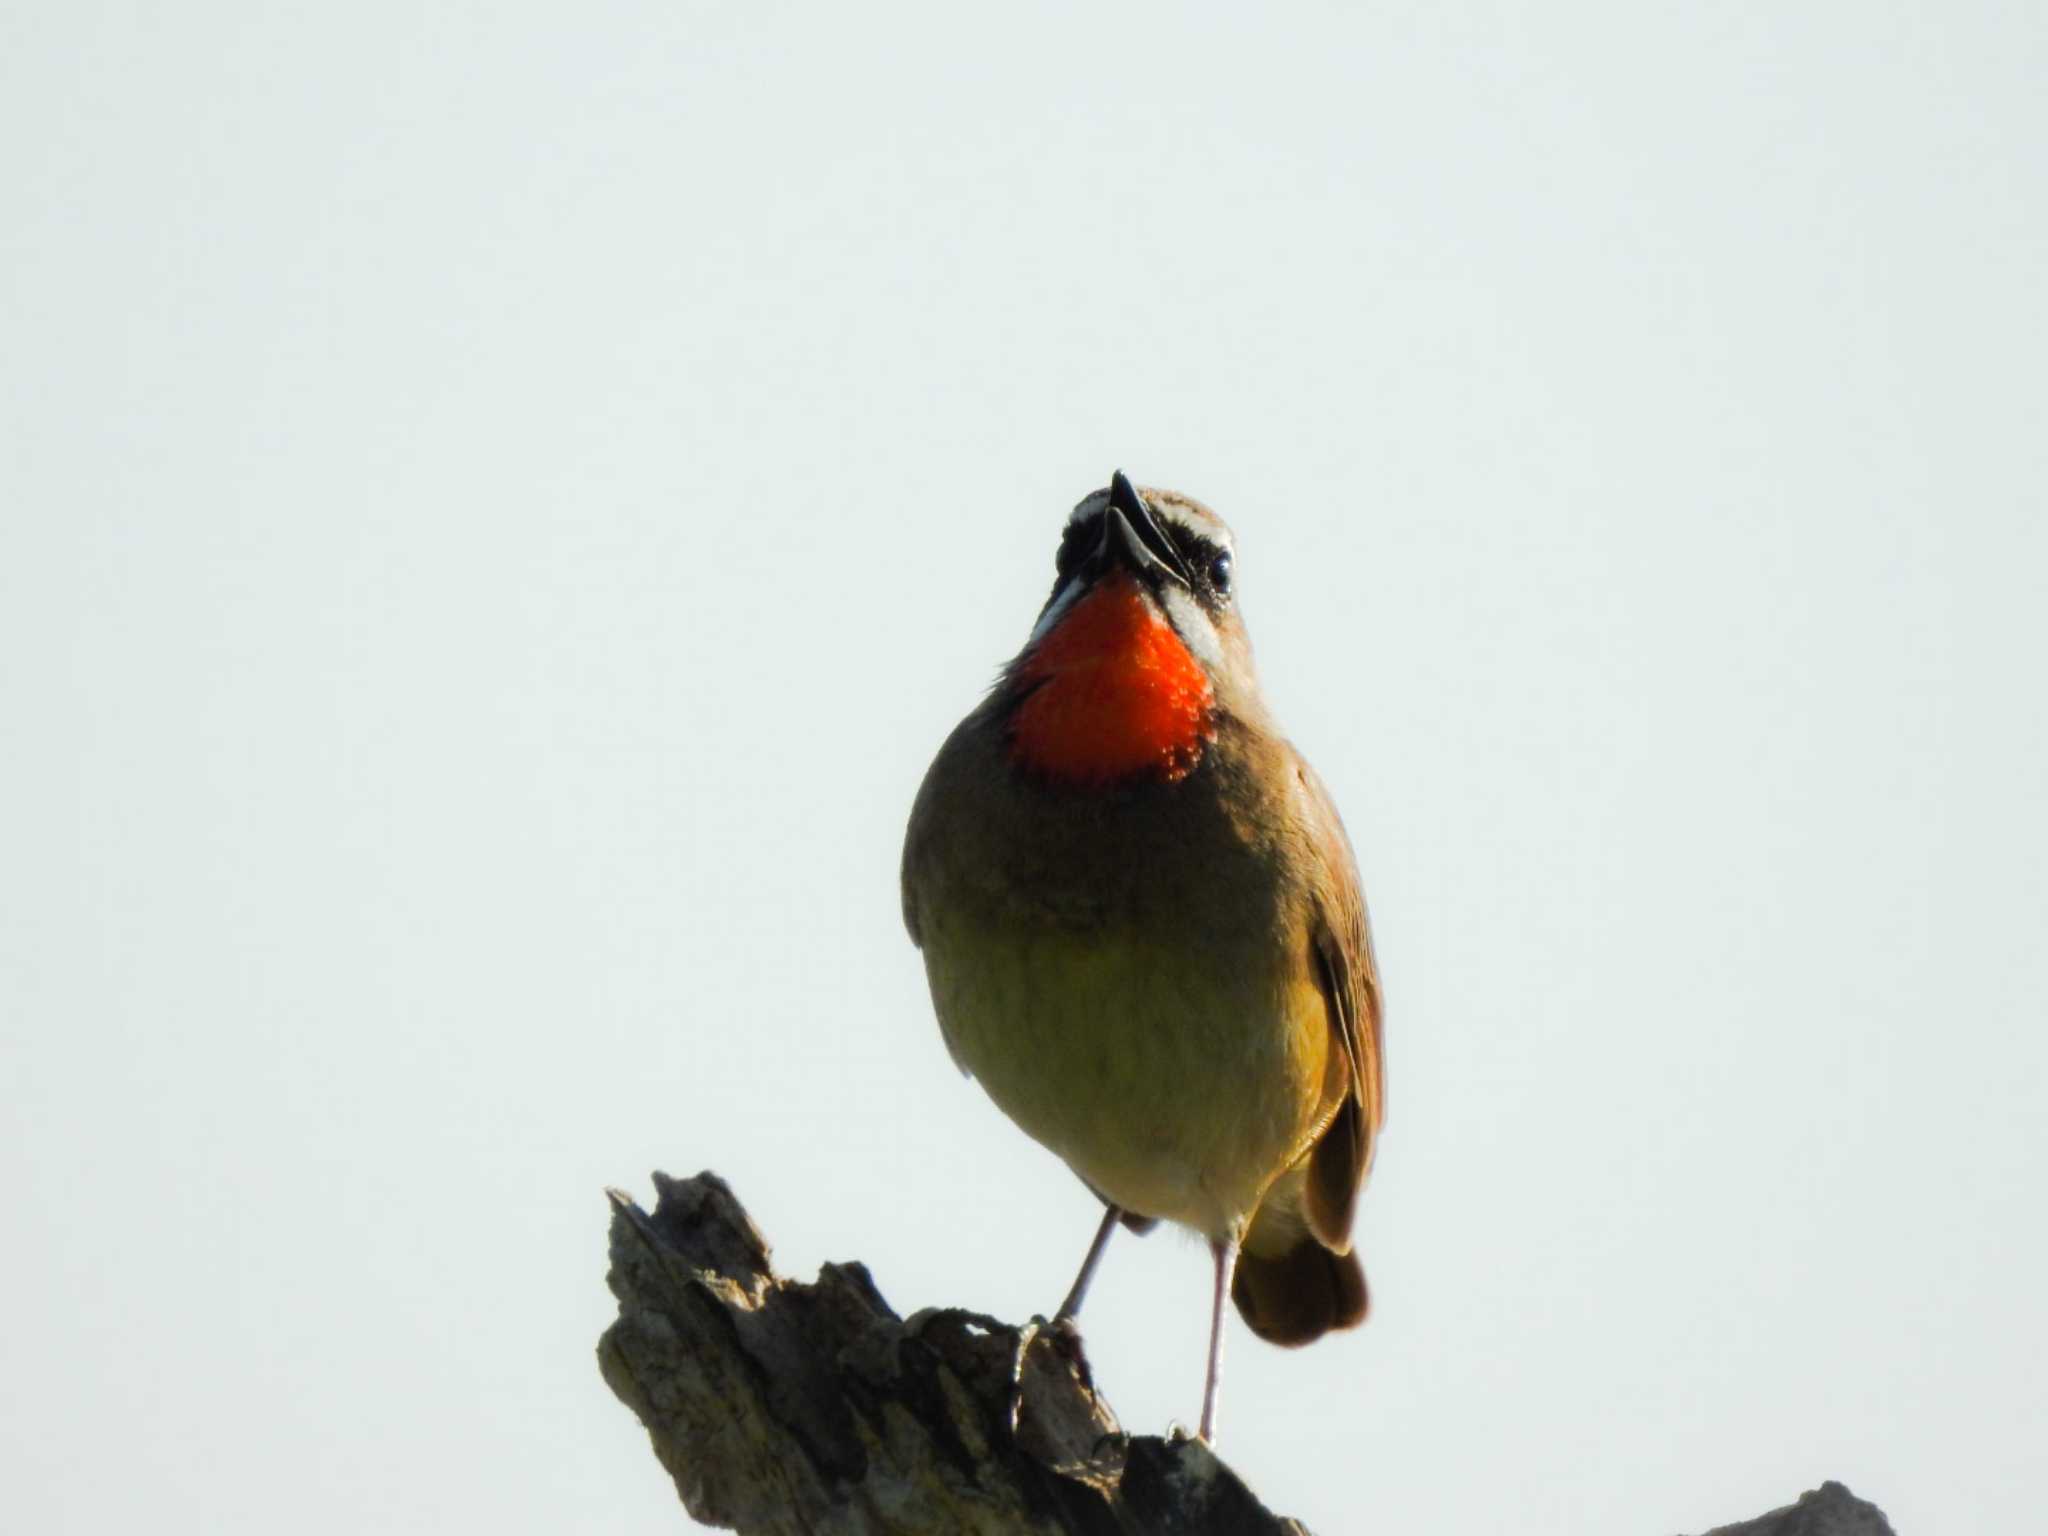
[[596, 1171, 1895, 1536]]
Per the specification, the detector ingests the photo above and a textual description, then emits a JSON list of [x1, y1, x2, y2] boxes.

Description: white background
[[4, 5, 2043, 1533]]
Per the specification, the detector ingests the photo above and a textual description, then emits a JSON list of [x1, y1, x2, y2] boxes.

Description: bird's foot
[[1004, 1310, 1095, 1437], [1039, 1310, 1092, 1381]]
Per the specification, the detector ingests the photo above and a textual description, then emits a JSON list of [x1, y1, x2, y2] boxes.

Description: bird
[[900, 471, 1385, 1443]]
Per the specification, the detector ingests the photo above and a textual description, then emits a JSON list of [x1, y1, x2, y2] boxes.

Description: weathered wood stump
[[597, 1171, 1896, 1536]]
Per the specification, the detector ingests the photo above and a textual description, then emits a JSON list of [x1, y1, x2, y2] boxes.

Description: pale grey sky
[[3, 4, 2043, 1533]]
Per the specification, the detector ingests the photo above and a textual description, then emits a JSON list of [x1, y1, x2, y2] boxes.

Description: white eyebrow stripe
[[1156, 506, 1235, 557]]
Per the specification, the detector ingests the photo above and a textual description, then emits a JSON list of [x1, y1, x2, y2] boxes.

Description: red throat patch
[[1009, 574, 1216, 785]]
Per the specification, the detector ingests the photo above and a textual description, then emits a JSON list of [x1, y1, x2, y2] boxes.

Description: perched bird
[[900, 472, 1385, 1442]]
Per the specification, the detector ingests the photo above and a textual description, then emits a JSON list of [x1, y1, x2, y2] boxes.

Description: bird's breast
[[1006, 575, 1216, 786]]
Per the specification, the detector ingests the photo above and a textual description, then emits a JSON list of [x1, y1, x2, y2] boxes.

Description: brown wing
[[1294, 753, 1385, 1251]]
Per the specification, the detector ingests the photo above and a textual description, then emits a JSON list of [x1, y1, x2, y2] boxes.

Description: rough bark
[[1697, 1482, 1896, 1536], [597, 1171, 1896, 1536]]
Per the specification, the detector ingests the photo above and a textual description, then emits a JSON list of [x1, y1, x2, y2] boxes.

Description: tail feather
[[1231, 1237, 1369, 1347]]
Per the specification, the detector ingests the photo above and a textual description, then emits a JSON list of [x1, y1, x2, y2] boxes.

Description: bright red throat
[[1009, 575, 1216, 785]]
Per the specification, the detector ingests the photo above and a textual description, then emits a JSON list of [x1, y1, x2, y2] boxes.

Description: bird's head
[[1003, 472, 1257, 786]]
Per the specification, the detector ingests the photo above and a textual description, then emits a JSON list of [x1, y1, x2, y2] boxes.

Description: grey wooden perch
[[597, 1171, 1898, 1536]]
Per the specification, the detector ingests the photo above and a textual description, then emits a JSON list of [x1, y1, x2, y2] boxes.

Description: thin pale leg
[[1198, 1235, 1240, 1444], [1056, 1204, 1123, 1324]]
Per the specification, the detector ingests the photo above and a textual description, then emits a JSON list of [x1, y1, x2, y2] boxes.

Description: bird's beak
[[1094, 470, 1194, 590]]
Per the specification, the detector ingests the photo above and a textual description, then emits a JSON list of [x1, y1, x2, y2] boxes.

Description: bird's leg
[[1055, 1203, 1123, 1326], [1198, 1234, 1240, 1444]]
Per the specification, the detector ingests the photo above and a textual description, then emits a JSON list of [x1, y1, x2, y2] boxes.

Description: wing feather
[[1295, 754, 1384, 1249]]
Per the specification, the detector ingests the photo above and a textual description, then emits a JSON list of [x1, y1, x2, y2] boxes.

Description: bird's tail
[[1231, 1159, 1369, 1346], [1231, 1233, 1368, 1347]]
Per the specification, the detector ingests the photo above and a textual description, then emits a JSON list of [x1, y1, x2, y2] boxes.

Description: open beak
[[1091, 470, 1194, 590]]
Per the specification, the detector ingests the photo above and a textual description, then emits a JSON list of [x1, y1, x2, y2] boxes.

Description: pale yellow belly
[[920, 913, 1332, 1240]]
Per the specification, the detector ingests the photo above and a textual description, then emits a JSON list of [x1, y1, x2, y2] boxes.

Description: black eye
[[1208, 552, 1233, 595]]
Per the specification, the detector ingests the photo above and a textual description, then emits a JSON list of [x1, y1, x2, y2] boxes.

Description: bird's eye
[[1208, 552, 1233, 595]]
